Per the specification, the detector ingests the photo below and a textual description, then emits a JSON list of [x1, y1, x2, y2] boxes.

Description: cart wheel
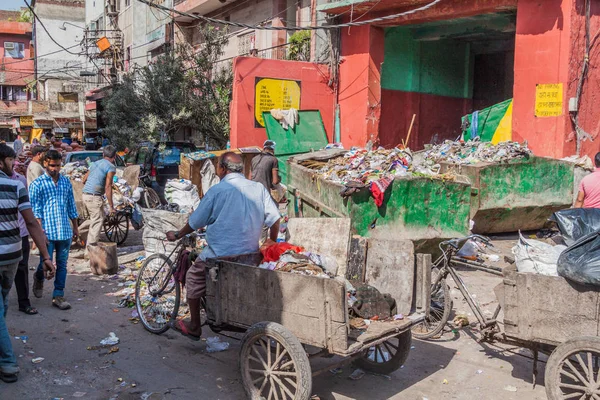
[[135, 254, 181, 335], [354, 330, 412, 375], [240, 321, 311, 400], [411, 267, 452, 339], [142, 188, 161, 209], [545, 336, 600, 400], [104, 213, 129, 245]]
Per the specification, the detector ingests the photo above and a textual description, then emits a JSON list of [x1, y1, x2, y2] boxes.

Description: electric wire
[[137, 0, 443, 31], [24, 0, 83, 56]]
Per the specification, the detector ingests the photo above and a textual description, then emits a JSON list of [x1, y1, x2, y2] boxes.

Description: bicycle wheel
[[142, 187, 161, 209], [135, 254, 180, 334], [411, 267, 452, 339]]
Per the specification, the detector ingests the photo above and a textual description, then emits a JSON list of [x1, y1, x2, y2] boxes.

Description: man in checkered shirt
[[29, 149, 79, 310]]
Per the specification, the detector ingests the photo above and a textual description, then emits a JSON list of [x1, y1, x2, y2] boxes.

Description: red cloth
[[260, 242, 305, 262], [370, 177, 393, 207]]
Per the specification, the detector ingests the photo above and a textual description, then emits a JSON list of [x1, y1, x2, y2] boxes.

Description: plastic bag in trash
[[557, 230, 600, 286], [512, 233, 565, 276], [205, 337, 229, 353], [131, 204, 144, 230], [550, 208, 600, 246]]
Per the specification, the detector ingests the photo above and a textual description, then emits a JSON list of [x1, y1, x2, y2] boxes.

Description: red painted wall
[[229, 57, 335, 148], [567, 0, 600, 158], [379, 90, 471, 149], [512, 0, 574, 158], [0, 22, 33, 87], [337, 25, 384, 148]]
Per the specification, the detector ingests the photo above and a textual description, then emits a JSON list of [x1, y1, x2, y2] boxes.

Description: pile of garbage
[[423, 140, 532, 165], [300, 147, 450, 206], [258, 240, 339, 278], [62, 162, 89, 181], [164, 179, 200, 213]]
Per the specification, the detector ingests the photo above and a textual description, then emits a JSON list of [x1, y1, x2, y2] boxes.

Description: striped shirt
[[29, 173, 78, 241], [9, 172, 29, 237], [0, 170, 31, 266]]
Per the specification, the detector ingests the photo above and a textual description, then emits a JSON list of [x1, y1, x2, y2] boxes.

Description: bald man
[[166, 152, 280, 340]]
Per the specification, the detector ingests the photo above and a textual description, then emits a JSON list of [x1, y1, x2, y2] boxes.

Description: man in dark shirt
[[251, 140, 280, 194]]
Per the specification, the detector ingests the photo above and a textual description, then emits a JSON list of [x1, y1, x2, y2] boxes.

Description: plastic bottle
[[226, 140, 230, 149]]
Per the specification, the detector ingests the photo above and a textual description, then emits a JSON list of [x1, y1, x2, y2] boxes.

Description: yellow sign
[[535, 83, 563, 117], [254, 77, 301, 127], [20, 116, 33, 127]]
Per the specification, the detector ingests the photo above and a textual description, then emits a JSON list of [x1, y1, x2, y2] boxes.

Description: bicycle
[[137, 174, 161, 209], [135, 233, 204, 334], [411, 234, 504, 340]]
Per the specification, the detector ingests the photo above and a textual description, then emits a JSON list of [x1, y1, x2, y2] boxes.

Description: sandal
[[19, 306, 38, 315], [170, 320, 200, 341]]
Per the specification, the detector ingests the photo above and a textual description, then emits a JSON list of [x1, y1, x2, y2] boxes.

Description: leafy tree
[[17, 9, 32, 23], [102, 25, 232, 150], [287, 30, 311, 61]]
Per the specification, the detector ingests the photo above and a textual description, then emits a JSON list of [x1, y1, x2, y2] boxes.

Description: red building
[[0, 21, 33, 101], [229, 0, 600, 160], [0, 19, 34, 141], [320, 0, 600, 159]]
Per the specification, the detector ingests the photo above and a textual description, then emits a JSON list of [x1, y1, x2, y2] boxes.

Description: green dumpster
[[287, 154, 472, 250], [440, 156, 575, 234]]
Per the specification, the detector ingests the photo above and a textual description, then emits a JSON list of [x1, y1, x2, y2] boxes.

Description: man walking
[[13, 135, 23, 157], [251, 140, 280, 194], [82, 145, 116, 252], [8, 169, 37, 315], [30, 149, 79, 310], [27, 146, 45, 186], [166, 152, 280, 340], [0, 144, 54, 383]]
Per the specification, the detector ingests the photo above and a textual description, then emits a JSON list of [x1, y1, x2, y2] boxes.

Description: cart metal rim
[[557, 349, 600, 400], [363, 337, 401, 364], [104, 212, 129, 245], [243, 334, 300, 400]]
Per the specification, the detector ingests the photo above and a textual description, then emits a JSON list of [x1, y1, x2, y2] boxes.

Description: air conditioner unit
[[4, 42, 14, 50]]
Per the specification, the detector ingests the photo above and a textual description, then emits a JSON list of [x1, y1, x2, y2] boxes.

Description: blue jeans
[[35, 239, 71, 298], [0, 263, 18, 370]]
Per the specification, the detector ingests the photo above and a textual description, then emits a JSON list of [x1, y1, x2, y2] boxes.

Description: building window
[[4, 42, 25, 59], [0, 86, 28, 101], [124, 0, 131, 6], [238, 32, 255, 56]]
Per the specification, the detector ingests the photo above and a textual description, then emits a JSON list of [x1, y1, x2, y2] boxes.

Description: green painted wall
[[381, 28, 473, 99]]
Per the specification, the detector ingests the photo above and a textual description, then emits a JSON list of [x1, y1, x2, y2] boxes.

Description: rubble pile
[[423, 140, 532, 165]]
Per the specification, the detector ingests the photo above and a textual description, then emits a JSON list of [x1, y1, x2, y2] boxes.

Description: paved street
[[1, 235, 549, 400]]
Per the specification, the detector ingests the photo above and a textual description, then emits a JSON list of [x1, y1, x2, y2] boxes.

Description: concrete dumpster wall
[[287, 162, 471, 241], [441, 157, 574, 233]]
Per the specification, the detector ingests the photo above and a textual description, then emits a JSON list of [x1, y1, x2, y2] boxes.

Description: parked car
[[64, 151, 126, 168], [126, 141, 198, 201]]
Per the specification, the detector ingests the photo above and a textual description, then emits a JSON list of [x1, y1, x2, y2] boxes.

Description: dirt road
[[2, 235, 548, 399]]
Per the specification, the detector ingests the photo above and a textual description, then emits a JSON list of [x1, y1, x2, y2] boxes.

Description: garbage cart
[[206, 253, 423, 399]]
